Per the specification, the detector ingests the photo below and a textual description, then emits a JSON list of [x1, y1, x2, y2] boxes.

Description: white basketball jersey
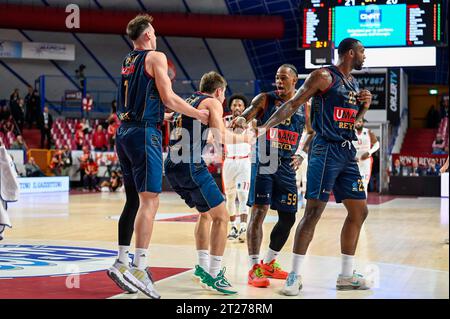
[[223, 115, 251, 157], [353, 128, 371, 159]]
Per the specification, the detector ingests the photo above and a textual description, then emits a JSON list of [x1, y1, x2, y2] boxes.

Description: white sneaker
[[123, 265, 161, 299], [336, 271, 371, 290], [281, 271, 303, 296], [106, 259, 138, 293], [237, 227, 246, 243], [227, 226, 238, 240]]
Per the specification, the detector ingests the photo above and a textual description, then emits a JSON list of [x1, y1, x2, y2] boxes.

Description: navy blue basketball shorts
[[164, 159, 224, 213], [247, 158, 298, 213], [305, 135, 366, 203], [116, 124, 163, 193]]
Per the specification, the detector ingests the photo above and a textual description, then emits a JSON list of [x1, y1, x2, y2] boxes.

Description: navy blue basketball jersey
[[117, 50, 164, 125], [169, 92, 211, 161], [258, 91, 305, 159], [311, 65, 361, 142]]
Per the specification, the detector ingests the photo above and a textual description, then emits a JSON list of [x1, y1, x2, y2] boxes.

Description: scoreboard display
[[300, 0, 446, 49]]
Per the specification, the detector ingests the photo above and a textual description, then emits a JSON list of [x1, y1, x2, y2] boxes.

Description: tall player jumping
[[223, 94, 251, 242], [164, 71, 254, 295], [353, 119, 379, 197], [256, 38, 373, 295], [233, 64, 313, 288], [107, 14, 209, 299]]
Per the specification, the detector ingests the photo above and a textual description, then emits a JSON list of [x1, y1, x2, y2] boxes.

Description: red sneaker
[[248, 264, 270, 288], [261, 259, 288, 279]]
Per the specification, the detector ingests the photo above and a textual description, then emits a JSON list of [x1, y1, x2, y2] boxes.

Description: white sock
[[231, 220, 237, 228], [291, 253, 305, 275], [263, 248, 279, 264], [240, 221, 247, 230], [197, 250, 209, 270], [134, 248, 148, 270], [248, 255, 259, 269], [209, 255, 222, 278], [341, 254, 355, 277], [118, 245, 130, 264]]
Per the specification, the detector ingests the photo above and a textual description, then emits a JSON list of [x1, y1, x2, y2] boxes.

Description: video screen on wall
[[300, 0, 446, 49]]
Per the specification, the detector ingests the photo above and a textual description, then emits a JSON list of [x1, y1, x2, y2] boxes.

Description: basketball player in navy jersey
[[164, 71, 254, 295], [255, 38, 372, 295], [232, 64, 314, 288], [106, 14, 209, 299]]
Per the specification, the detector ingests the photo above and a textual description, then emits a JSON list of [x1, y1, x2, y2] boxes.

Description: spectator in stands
[[25, 89, 40, 129], [9, 88, 20, 108], [2, 119, 14, 135], [78, 146, 91, 182], [100, 170, 123, 192], [25, 157, 46, 177], [394, 159, 410, 176], [83, 158, 99, 192], [92, 125, 108, 152], [61, 145, 73, 176], [426, 158, 441, 176], [49, 150, 64, 176], [106, 100, 120, 150], [104, 153, 120, 177], [37, 106, 53, 149], [10, 91, 24, 134], [432, 133, 446, 154], [75, 123, 85, 150], [409, 159, 425, 177], [0, 105, 11, 122], [80, 118, 92, 134], [426, 104, 441, 129], [10, 135, 27, 152]]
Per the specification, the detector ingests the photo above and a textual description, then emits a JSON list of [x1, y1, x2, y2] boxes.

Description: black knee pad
[[269, 211, 296, 251]]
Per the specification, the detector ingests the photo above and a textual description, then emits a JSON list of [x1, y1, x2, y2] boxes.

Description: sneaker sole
[[123, 273, 161, 299], [336, 285, 370, 291], [106, 269, 138, 294], [247, 279, 270, 288], [281, 284, 303, 296]]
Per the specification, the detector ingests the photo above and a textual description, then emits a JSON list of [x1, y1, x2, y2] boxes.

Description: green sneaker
[[192, 264, 208, 283], [201, 267, 237, 295]]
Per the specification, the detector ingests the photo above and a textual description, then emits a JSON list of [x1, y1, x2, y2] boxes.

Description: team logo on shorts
[[0, 245, 116, 278], [352, 180, 365, 192]]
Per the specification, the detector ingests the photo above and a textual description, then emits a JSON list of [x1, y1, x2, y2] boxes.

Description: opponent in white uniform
[[223, 95, 251, 242], [352, 119, 380, 197]]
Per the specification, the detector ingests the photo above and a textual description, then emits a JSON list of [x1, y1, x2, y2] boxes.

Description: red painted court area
[[0, 267, 190, 299]]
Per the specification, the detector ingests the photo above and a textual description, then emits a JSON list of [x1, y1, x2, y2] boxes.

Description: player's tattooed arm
[[231, 93, 268, 129], [257, 69, 331, 135], [291, 100, 315, 170], [355, 90, 372, 123]]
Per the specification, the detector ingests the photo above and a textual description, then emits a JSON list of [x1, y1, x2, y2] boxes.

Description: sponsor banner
[[0, 40, 75, 61], [354, 73, 387, 110], [0, 40, 21, 58], [64, 90, 82, 100], [22, 42, 75, 61], [17, 176, 69, 194], [387, 68, 401, 125], [392, 153, 448, 167]]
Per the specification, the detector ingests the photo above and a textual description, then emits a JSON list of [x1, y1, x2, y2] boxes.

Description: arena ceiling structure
[[0, 0, 448, 92]]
